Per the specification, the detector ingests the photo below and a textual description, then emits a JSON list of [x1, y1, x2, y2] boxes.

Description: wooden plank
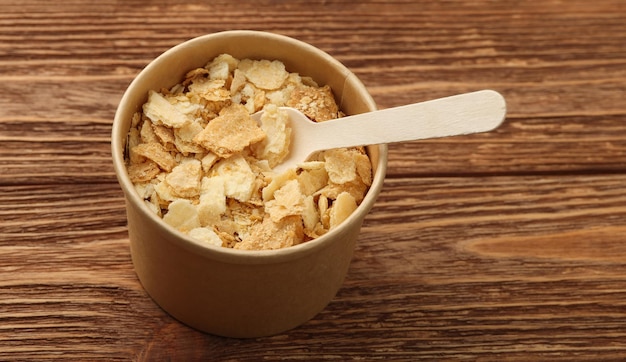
[[1, 175, 625, 359], [387, 114, 626, 176]]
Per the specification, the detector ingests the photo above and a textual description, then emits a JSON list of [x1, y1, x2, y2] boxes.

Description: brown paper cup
[[111, 30, 388, 338]]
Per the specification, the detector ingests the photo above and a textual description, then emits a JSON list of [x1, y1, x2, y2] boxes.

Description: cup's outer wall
[[127, 197, 362, 338]]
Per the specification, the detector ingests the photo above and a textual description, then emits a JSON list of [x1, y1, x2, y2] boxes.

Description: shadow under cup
[[111, 30, 388, 338]]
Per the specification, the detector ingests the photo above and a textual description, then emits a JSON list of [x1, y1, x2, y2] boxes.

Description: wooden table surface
[[2, 0, 626, 360]]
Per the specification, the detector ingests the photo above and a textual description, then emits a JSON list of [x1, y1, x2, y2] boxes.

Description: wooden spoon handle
[[308, 89, 506, 150]]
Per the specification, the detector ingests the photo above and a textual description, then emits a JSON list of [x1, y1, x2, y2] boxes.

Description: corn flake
[[193, 103, 265, 158], [127, 160, 160, 183], [287, 84, 340, 122], [238, 58, 289, 90], [329, 192, 357, 228], [197, 176, 227, 226], [143, 90, 192, 128], [188, 227, 223, 247], [131, 142, 176, 172], [265, 179, 304, 222], [213, 155, 257, 202], [163, 199, 200, 232], [323, 148, 359, 184], [234, 215, 304, 251], [165, 159, 202, 199]]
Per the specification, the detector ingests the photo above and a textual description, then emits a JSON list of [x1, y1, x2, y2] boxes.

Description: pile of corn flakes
[[125, 54, 372, 250]]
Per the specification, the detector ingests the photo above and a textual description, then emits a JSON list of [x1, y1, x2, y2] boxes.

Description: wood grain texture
[[1, 0, 626, 360]]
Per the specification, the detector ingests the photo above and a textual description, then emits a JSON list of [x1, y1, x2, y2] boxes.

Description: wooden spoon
[[253, 89, 506, 173]]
